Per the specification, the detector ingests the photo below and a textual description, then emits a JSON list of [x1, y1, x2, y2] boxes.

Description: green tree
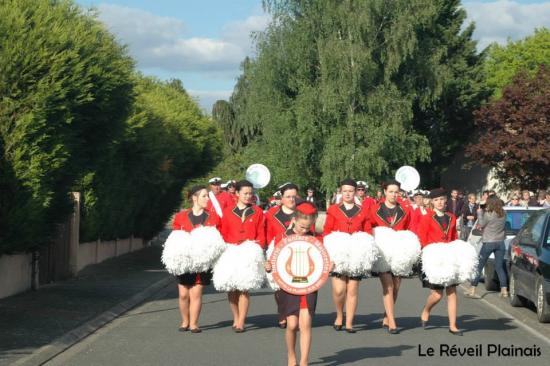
[[484, 28, 550, 99], [0, 0, 134, 253], [224, 0, 485, 197]]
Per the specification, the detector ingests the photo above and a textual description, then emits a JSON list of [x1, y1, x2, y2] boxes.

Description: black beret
[[340, 178, 357, 188], [428, 188, 447, 199], [188, 185, 207, 198]]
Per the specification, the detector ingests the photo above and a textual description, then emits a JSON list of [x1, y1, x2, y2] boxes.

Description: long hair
[[486, 196, 505, 218]]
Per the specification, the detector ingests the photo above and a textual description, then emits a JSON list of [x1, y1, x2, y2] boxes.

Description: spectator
[[375, 189, 383, 202], [537, 190, 547, 205], [460, 193, 478, 240], [542, 191, 550, 208], [506, 195, 521, 207], [332, 187, 342, 204], [519, 190, 538, 207], [305, 187, 317, 207], [465, 196, 508, 298], [445, 189, 463, 216]]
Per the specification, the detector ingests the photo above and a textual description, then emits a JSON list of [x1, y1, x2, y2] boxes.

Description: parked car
[[468, 206, 544, 291], [508, 208, 550, 323]]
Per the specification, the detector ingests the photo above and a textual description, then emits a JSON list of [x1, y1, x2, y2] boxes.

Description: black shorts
[[419, 267, 458, 290], [330, 272, 365, 281], [177, 271, 212, 287], [278, 291, 318, 316]]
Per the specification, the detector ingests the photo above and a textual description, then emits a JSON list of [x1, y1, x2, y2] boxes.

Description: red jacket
[[172, 209, 220, 231], [358, 196, 376, 211], [220, 204, 266, 247], [417, 212, 458, 248], [206, 191, 233, 214], [265, 206, 293, 245], [370, 202, 412, 231], [323, 203, 372, 235], [409, 207, 433, 234]]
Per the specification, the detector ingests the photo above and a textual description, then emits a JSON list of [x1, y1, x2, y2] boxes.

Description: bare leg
[[392, 276, 402, 302], [379, 273, 397, 329], [345, 279, 359, 329], [189, 284, 203, 329], [446, 287, 459, 331], [286, 315, 299, 366], [275, 290, 286, 324], [178, 284, 190, 327], [298, 309, 312, 366], [236, 291, 250, 329], [228, 291, 239, 327], [421, 289, 443, 321], [331, 277, 347, 326]]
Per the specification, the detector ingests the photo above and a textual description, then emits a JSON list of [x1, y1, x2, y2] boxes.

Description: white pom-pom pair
[[161, 226, 226, 275], [421, 239, 478, 286], [323, 231, 379, 277], [372, 227, 421, 276], [212, 240, 266, 292]]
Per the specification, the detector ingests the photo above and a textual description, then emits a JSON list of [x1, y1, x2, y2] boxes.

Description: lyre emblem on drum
[[285, 245, 315, 283]]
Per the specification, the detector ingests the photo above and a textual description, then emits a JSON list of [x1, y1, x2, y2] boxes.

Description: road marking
[[459, 284, 550, 347]]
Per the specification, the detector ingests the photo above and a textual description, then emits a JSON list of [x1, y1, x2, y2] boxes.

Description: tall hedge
[[0, 0, 221, 254], [0, 0, 134, 254], [79, 76, 222, 242]]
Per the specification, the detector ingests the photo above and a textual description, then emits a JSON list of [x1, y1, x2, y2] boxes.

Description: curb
[[459, 284, 550, 347], [11, 275, 174, 366]]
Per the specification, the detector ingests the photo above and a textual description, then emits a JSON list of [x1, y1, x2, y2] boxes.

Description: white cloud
[[95, 4, 270, 73], [222, 15, 271, 54], [463, 0, 550, 50], [188, 90, 233, 112]]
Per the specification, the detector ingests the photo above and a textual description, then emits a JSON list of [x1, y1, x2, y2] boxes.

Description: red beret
[[296, 201, 317, 215]]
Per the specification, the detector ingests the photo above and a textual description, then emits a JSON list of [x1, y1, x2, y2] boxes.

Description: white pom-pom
[[212, 241, 266, 292], [323, 231, 379, 277], [450, 240, 478, 283], [161, 230, 193, 275], [420, 240, 478, 286], [421, 243, 458, 286], [323, 232, 352, 274], [265, 241, 279, 290], [373, 227, 421, 276], [372, 227, 394, 273], [390, 230, 421, 276], [348, 232, 379, 276], [188, 226, 226, 273]]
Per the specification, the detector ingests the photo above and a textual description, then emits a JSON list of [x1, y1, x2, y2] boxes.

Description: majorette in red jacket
[[265, 206, 293, 245], [417, 211, 458, 248], [409, 206, 434, 234], [220, 203, 266, 248], [265, 206, 317, 244], [172, 209, 221, 232], [370, 202, 412, 231], [206, 191, 234, 214], [323, 203, 372, 236]]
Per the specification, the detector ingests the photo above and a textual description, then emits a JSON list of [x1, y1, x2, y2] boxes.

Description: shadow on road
[[310, 345, 415, 365]]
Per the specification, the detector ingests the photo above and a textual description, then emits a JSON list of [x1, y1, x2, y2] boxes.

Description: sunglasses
[[357, 188, 365, 191]]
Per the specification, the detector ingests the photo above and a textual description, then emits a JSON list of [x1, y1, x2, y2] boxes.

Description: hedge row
[[0, 0, 221, 253]]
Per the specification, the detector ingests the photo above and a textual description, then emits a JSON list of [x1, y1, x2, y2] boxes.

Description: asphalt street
[[45, 277, 550, 366]]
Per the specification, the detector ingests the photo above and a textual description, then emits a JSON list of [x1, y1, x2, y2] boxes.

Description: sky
[[74, 0, 550, 112]]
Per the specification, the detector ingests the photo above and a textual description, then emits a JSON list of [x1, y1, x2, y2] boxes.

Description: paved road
[[46, 277, 550, 366]]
